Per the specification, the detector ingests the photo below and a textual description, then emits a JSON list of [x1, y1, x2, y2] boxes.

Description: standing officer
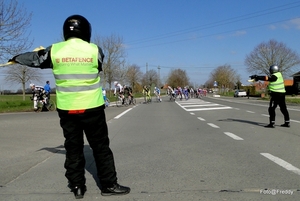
[[250, 65, 290, 128], [8, 15, 130, 199]]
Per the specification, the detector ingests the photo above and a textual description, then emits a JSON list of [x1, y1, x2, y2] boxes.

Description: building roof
[[291, 71, 300, 77]]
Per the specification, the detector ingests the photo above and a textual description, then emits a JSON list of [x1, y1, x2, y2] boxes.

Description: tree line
[[1, 0, 300, 100]]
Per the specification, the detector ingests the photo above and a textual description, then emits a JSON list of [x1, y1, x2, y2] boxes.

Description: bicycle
[[115, 94, 128, 107], [128, 96, 136, 105], [169, 93, 176, 102], [32, 96, 56, 112], [154, 91, 162, 102], [143, 93, 152, 103]]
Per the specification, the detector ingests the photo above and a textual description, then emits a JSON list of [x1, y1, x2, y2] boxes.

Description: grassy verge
[[0, 93, 146, 113], [2, 93, 298, 113], [0, 95, 58, 113]]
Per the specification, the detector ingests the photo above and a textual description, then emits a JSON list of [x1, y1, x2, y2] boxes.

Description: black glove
[[30, 97, 33, 101], [250, 75, 259, 81]]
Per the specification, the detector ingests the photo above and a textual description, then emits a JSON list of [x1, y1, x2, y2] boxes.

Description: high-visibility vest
[[51, 38, 104, 110], [268, 72, 286, 93]]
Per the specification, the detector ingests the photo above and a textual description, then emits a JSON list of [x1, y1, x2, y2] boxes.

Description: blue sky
[[1, 0, 300, 90]]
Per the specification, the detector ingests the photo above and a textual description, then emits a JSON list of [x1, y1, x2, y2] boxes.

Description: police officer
[[8, 15, 130, 199], [250, 65, 290, 128]]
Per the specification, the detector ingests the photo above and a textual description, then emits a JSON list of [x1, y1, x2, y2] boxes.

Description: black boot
[[101, 183, 130, 196], [72, 185, 87, 199], [264, 123, 275, 128], [280, 122, 290, 127]]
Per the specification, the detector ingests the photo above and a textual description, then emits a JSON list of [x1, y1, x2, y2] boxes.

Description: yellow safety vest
[[268, 72, 286, 93], [51, 38, 104, 110]]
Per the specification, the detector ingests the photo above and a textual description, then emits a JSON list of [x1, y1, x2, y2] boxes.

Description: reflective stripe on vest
[[268, 72, 286, 93], [51, 38, 104, 110]]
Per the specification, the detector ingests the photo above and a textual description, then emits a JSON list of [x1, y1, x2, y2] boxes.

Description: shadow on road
[[37, 145, 101, 189], [218, 118, 266, 127]]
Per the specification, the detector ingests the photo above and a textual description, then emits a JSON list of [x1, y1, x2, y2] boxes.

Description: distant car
[[234, 89, 247, 97], [208, 89, 213, 93]]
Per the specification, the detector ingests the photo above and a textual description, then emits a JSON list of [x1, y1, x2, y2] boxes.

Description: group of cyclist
[[167, 86, 208, 100], [30, 80, 210, 110], [113, 81, 134, 105]]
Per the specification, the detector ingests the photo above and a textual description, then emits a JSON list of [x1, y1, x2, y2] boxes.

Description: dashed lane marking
[[224, 132, 244, 140], [197, 117, 206, 121], [207, 123, 219, 128]]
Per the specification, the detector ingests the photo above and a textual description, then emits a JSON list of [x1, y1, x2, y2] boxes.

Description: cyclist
[[30, 83, 47, 111], [142, 85, 151, 103], [177, 86, 183, 100], [167, 86, 175, 100], [114, 81, 124, 104], [123, 85, 133, 104], [154, 87, 162, 102], [183, 87, 189, 100]]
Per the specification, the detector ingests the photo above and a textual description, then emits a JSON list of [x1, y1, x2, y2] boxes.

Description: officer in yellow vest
[[8, 15, 130, 199], [250, 65, 290, 128]]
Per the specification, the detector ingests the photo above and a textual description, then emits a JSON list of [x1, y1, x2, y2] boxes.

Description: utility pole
[[157, 65, 160, 87], [146, 62, 148, 85]]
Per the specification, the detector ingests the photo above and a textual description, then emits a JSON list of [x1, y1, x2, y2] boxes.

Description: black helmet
[[269, 65, 279, 74], [63, 15, 91, 42]]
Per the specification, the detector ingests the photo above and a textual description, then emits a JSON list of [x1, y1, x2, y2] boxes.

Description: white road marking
[[224, 132, 244, 140], [190, 113, 195, 115], [176, 100, 232, 112], [183, 104, 220, 107], [186, 107, 232, 111], [246, 110, 255, 113], [207, 123, 219, 128], [290, 119, 300, 123], [261, 153, 300, 175], [197, 117, 206, 121], [114, 108, 133, 119]]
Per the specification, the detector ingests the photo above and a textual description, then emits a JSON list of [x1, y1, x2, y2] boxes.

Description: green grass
[[1, 93, 298, 113], [0, 95, 57, 113]]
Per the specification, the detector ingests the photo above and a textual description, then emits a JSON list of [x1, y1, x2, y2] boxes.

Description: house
[[291, 71, 300, 94], [252, 79, 294, 94]]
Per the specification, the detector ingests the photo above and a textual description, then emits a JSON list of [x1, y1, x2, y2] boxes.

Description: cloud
[[268, 25, 277, 30], [270, 18, 300, 30], [289, 18, 300, 29], [232, 30, 246, 36]]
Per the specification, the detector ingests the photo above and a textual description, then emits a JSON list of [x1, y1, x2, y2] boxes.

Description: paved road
[[0, 95, 300, 200]]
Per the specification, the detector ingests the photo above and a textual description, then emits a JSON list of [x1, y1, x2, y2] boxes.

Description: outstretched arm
[[9, 46, 53, 69]]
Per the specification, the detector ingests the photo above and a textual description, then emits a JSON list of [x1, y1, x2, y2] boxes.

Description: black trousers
[[58, 108, 117, 188], [268, 93, 290, 124]]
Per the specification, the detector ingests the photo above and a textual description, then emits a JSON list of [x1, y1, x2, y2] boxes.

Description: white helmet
[[114, 81, 118, 85], [29, 83, 35, 87]]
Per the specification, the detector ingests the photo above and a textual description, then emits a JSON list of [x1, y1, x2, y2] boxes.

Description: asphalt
[[1, 95, 299, 201]]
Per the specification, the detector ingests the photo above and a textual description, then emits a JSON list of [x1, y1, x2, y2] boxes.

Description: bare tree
[[0, 0, 33, 62], [93, 34, 126, 89], [166, 69, 189, 87], [141, 69, 159, 88], [5, 64, 42, 100], [245, 39, 300, 76], [125, 64, 142, 92], [209, 64, 238, 92]]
